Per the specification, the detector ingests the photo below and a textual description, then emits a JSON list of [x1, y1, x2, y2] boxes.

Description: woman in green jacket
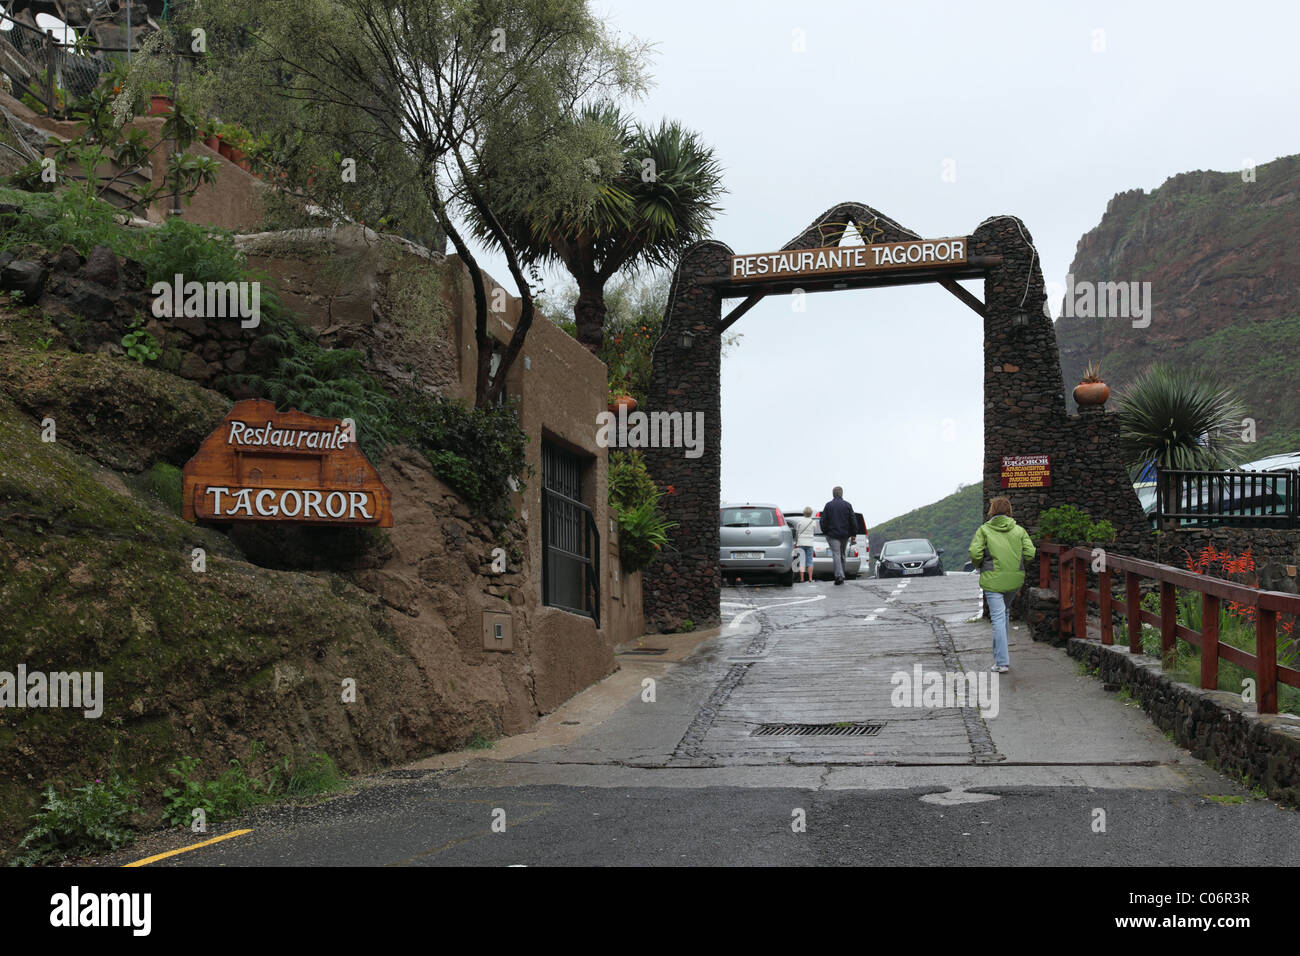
[[969, 497, 1036, 673]]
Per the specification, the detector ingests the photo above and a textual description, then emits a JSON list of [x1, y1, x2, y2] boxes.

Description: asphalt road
[[101, 573, 1300, 867]]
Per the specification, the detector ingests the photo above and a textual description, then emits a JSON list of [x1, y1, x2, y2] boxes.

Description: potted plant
[[223, 125, 252, 171], [607, 382, 637, 415], [148, 84, 174, 117], [199, 119, 221, 152], [215, 122, 235, 161], [1073, 359, 1110, 407]]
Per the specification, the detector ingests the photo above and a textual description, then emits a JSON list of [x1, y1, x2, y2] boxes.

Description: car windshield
[[721, 507, 778, 527], [883, 539, 933, 555]]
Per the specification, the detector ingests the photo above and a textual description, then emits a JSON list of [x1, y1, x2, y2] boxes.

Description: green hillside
[[1180, 313, 1300, 458], [868, 481, 983, 567]]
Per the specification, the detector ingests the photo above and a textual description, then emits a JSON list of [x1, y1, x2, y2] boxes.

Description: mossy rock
[[0, 347, 230, 472], [148, 462, 183, 514], [0, 398, 410, 858]]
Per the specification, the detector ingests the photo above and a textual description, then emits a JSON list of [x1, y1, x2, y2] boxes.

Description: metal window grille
[[541, 442, 599, 625]]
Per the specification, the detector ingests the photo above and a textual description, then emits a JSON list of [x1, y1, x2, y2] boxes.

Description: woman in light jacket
[[792, 506, 817, 582], [969, 496, 1036, 673]]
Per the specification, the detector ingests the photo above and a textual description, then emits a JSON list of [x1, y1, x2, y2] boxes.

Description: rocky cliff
[[1056, 154, 1300, 457]]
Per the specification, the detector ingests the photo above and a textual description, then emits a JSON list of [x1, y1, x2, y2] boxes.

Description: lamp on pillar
[[1011, 310, 1030, 332], [679, 328, 695, 349]]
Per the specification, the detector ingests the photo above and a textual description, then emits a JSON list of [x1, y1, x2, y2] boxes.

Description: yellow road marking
[[123, 829, 253, 867]]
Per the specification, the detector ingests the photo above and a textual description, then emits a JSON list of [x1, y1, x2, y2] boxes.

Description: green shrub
[[1036, 504, 1115, 545], [12, 774, 142, 866], [161, 755, 264, 827], [265, 752, 346, 798], [608, 451, 676, 573], [609, 449, 656, 510], [221, 314, 395, 461], [0, 186, 137, 258], [135, 218, 250, 286], [393, 389, 529, 522]]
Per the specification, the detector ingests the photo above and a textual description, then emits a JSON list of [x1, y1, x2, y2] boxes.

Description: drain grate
[[620, 647, 668, 656], [752, 722, 884, 737]]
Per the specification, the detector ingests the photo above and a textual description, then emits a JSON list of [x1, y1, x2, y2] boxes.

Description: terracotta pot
[[227, 146, 248, 168], [218, 140, 234, 160], [148, 95, 173, 116], [607, 395, 637, 414], [1073, 381, 1110, 405], [203, 135, 220, 151]]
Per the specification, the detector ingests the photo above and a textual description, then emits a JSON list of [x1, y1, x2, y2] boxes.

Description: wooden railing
[[1039, 542, 1300, 714]]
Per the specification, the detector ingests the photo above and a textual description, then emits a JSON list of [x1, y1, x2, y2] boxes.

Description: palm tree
[[1115, 364, 1247, 526], [473, 103, 725, 353]]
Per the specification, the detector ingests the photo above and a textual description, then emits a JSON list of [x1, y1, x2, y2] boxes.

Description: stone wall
[[0, 239, 262, 388], [1067, 638, 1300, 804], [237, 226, 460, 397], [1155, 527, 1300, 594], [645, 202, 1150, 632]]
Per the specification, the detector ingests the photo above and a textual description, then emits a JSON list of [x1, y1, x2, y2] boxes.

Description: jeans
[[827, 537, 847, 581], [986, 590, 1010, 667]]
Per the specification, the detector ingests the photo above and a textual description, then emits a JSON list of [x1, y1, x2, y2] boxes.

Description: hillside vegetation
[[1057, 154, 1300, 459], [868, 482, 983, 566]]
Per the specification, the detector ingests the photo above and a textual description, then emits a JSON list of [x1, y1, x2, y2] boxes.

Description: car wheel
[[779, 570, 794, 587]]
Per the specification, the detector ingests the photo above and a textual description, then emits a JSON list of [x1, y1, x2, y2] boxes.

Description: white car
[[786, 517, 865, 579]]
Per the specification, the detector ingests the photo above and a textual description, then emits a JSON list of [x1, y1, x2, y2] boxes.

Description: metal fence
[[1155, 468, 1298, 529], [0, 15, 115, 115]]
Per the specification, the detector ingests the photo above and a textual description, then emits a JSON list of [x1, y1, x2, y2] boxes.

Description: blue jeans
[[986, 591, 1010, 668]]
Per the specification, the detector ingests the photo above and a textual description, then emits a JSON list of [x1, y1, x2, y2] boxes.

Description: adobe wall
[[246, 243, 628, 708], [0, 89, 265, 230], [3, 216, 634, 717]]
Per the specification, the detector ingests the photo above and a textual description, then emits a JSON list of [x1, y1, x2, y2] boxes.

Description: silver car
[[720, 503, 796, 586], [786, 518, 864, 579]]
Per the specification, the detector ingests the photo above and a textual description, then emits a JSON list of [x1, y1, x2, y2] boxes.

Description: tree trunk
[[575, 282, 607, 355]]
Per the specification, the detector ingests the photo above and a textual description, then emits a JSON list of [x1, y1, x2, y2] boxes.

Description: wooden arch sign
[[182, 399, 393, 527]]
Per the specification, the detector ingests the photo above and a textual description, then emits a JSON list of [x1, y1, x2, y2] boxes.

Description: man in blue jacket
[[820, 486, 857, 585]]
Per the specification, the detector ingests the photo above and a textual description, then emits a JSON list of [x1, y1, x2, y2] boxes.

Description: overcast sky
[[475, 0, 1300, 527]]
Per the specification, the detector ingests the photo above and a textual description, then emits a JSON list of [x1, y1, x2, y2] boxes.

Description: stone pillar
[[973, 216, 1150, 556], [642, 241, 728, 633]]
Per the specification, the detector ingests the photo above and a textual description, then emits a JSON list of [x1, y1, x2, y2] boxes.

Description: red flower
[[666, 485, 675, 495]]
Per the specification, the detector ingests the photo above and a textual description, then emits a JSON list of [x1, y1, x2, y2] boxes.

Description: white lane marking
[[728, 594, 826, 630], [897, 580, 910, 588], [864, 615, 877, 622], [874, 607, 886, 613], [720, 601, 754, 608]]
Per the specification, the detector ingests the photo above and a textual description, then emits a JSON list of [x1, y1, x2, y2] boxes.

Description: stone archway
[[641, 202, 1150, 633]]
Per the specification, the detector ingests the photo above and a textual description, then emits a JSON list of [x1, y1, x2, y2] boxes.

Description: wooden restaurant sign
[[730, 237, 969, 281], [182, 399, 393, 526]]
